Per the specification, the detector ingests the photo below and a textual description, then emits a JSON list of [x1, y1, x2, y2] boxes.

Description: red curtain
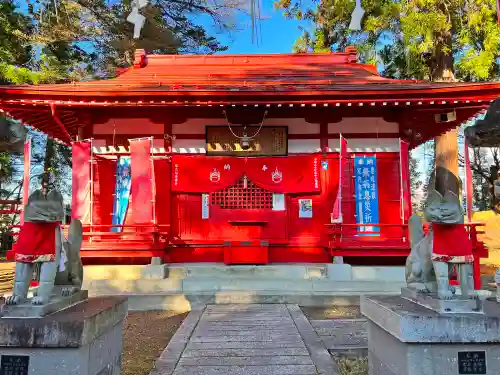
[[130, 138, 153, 223], [172, 156, 245, 193], [71, 141, 92, 224], [246, 156, 320, 193], [154, 159, 171, 226], [92, 158, 116, 228], [171, 155, 321, 194]]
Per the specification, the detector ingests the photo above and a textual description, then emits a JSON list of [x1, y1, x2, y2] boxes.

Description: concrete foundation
[[361, 295, 500, 375], [0, 296, 127, 375], [81, 263, 406, 311]]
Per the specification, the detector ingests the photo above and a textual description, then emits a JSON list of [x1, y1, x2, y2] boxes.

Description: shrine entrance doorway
[[208, 177, 287, 242]]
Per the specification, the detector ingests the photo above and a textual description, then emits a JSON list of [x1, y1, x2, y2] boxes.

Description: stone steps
[[89, 288, 403, 312], [84, 278, 406, 295], [83, 263, 328, 281], [82, 263, 406, 311]]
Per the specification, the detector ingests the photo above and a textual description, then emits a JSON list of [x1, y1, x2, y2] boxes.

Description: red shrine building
[[0, 47, 498, 266]]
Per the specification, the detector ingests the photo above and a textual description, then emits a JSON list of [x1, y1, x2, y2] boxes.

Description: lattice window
[[207, 126, 287, 156], [211, 177, 273, 209]]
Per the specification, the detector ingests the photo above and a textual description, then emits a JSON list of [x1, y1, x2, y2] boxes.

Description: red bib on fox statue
[[424, 168, 474, 264], [431, 224, 474, 263], [14, 189, 65, 263]]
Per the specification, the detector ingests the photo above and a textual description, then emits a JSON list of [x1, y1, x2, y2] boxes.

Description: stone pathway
[[152, 304, 339, 375], [309, 319, 367, 358]]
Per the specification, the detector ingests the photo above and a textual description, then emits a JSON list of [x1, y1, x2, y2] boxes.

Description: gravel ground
[[121, 311, 187, 375], [0, 262, 14, 296], [300, 305, 362, 320], [2, 264, 188, 375]]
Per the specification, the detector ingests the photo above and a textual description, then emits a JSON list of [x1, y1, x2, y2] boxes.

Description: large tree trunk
[[433, 33, 458, 178], [435, 129, 459, 176], [42, 138, 55, 186]]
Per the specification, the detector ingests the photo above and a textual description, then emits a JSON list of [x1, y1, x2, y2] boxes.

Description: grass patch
[[336, 357, 369, 375], [121, 311, 187, 375], [301, 305, 362, 320]]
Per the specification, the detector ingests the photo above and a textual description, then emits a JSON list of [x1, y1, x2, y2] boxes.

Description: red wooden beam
[[49, 103, 73, 143]]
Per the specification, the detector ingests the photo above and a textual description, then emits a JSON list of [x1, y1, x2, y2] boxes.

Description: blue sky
[[205, 1, 310, 55]]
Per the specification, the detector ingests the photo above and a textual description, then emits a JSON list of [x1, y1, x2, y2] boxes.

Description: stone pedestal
[[0, 296, 127, 375], [361, 295, 500, 375], [1, 290, 89, 318]]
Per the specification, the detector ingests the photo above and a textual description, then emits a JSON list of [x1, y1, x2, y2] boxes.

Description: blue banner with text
[[111, 156, 131, 232], [354, 156, 380, 236]]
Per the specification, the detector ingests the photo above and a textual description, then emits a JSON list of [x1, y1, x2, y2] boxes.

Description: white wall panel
[[328, 138, 399, 152], [328, 117, 398, 134], [172, 139, 206, 153], [172, 118, 320, 135], [288, 139, 322, 153]]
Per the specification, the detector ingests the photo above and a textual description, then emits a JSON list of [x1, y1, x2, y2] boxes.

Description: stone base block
[[1, 290, 88, 318], [401, 287, 484, 314], [327, 264, 352, 281], [361, 295, 500, 375], [141, 264, 168, 279], [0, 296, 127, 375]]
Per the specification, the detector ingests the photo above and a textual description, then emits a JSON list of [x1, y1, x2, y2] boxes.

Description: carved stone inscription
[[458, 351, 486, 374], [0, 355, 29, 375]]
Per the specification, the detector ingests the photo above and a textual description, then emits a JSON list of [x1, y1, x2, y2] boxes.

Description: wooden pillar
[[435, 127, 458, 176], [320, 122, 329, 153]]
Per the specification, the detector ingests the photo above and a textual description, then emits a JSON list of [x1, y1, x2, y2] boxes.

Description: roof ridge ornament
[[134, 49, 148, 68], [349, 0, 365, 31], [127, 0, 148, 39], [344, 46, 358, 63]]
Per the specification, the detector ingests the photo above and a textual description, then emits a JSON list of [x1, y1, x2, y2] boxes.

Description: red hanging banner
[[246, 156, 320, 193], [172, 156, 245, 193], [130, 138, 154, 223], [465, 141, 473, 222], [497, 0, 500, 24], [171, 155, 320, 194], [71, 141, 92, 224], [399, 139, 411, 223], [331, 136, 349, 223]]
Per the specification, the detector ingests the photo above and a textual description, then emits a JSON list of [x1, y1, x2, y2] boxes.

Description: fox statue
[[406, 167, 475, 300], [6, 189, 83, 305]]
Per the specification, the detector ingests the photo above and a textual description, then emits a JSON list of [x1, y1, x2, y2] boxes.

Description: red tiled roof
[[0, 48, 499, 143], [1, 48, 500, 99]]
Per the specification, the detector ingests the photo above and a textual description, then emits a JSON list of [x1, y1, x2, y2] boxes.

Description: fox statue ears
[[46, 190, 64, 205], [26, 190, 45, 206], [27, 189, 64, 206], [425, 189, 462, 210]]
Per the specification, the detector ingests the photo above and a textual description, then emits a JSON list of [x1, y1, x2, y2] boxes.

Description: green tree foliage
[[0, 0, 240, 203], [409, 154, 422, 212], [275, 0, 500, 81]]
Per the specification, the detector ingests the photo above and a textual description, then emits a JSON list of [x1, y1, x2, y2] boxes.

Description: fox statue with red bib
[[406, 167, 476, 300], [6, 188, 83, 306]]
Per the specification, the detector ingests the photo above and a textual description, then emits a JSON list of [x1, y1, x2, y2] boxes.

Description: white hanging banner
[[272, 194, 285, 211], [202, 194, 210, 219], [299, 199, 313, 218]]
